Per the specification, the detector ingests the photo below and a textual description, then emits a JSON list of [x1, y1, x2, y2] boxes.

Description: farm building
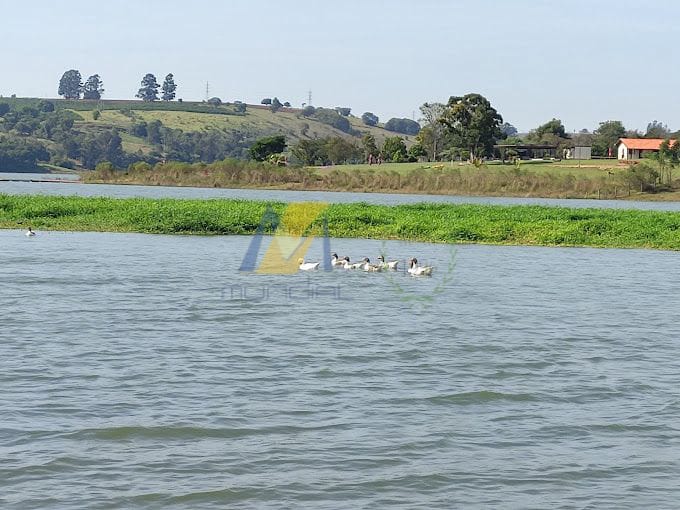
[[617, 138, 676, 160]]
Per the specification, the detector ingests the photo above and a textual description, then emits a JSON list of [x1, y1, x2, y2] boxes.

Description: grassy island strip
[[1, 193, 680, 250]]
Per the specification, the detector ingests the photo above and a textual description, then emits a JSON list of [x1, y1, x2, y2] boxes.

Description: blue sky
[[3, 0, 677, 132]]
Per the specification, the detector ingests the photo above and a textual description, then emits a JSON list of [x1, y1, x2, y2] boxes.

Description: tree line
[[246, 133, 425, 166], [57, 70, 177, 102]]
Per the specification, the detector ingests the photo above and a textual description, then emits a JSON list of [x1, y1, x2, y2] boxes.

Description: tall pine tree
[[161, 73, 177, 101], [83, 74, 104, 100], [136, 73, 160, 102]]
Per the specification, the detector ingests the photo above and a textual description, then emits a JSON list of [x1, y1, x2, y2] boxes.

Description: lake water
[[3, 176, 680, 211], [2, 230, 679, 508]]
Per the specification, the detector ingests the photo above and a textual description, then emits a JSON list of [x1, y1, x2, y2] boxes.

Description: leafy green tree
[[407, 143, 427, 161], [361, 133, 379, 159], [530, 118, 567, 140], [270, 97, 282, 113], [146, 120, 163, 145], [292, 138, 327, 165], [83, 74, 104, 100], [0, 103, 10, 116], [0, 135, 50, 171], [301, 106, 316, 117], [58, 69, 83, 99], [645, 120, 670, 138], [439, 93, 503, 161], [136, 73, 160, 102], [335, 107, 351, 117], [382, 136, 408, 162], [131, 121, 148, 137], [312, 108, 350, 133], [361, 112, 378, 126], [260, 98, 272, 105], [384, 117, 420, 135], [283, 102, 291, 107], [325, 137, 361, 164], [419, 102, 445, 160], [649, 138, 679, 186], [161, 73, 177, 101], [592, 120, 625, 157], [38, 100, 55, 113], [249, 135, 286, 161], [207, 97, 222, 106], [80, 129, 125, 169]]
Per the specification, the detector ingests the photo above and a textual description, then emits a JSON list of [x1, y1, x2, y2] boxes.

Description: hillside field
[[0, 97, 412, 156]]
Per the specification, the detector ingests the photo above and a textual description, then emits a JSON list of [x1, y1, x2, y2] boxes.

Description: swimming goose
[[377, 255, 398, 270], [298, 258, 320, 271], [331, 253, 346, 267], [408, 257, 433, 276], [363, 258, 383, 272], [25, 227, 36, 237], [343, 257, 367, 270]]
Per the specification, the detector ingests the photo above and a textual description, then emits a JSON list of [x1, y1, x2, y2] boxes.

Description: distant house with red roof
[[617, 138, 676, 160]]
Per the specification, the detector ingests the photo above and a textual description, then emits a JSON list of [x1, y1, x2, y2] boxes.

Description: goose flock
[[298, 253, 434, 276], [20, 227, 433, 276]]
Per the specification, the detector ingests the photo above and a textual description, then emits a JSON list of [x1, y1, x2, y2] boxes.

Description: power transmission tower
[[205, 82, 210, 101]]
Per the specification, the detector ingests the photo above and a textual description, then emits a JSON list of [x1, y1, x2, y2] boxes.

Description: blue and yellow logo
[[239, 202, 331, 274]]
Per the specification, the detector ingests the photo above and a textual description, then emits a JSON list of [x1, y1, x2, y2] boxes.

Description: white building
[[617, 138, 674, 160]]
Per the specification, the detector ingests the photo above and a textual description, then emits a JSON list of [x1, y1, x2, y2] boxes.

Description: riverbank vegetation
[[83, 158, 673, 201], [2, 194, 680, 250]]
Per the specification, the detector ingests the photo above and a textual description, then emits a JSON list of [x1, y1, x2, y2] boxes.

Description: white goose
[[343, 257, 367, 270], [25, 227, 36, 237], [298, 258, 320, 271], [377, 255, 398, 270], [363, 258, 382, 272], [331, 253, 346, 267], [408, 257, 433, 276]]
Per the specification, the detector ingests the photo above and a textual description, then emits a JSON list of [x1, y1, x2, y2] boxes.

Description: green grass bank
[[1, 194, 680, 250]]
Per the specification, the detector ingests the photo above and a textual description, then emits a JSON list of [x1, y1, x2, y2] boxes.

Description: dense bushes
[[384, 117, 420, 135], [0, 135, 50, 171]]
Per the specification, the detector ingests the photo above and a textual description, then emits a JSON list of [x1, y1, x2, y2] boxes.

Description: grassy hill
[[0, 97, 411, 160]]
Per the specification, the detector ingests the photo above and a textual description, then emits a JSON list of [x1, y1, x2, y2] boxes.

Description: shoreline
[[76, 178, 680, 202], [2, 193, 680, 251]]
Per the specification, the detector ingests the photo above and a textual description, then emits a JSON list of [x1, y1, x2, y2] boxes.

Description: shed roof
[[618, 138, 675, 150]]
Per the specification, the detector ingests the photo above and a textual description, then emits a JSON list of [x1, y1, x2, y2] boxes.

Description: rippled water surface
[[1, 230, 680, 509]]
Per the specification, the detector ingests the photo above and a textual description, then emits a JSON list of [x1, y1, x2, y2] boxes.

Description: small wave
[[125, 486, 278, 506], [68, 423, 348, 441], [427, 390, 537, 405]]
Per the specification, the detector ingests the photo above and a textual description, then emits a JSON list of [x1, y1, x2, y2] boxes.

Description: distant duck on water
[[25, 227, 36, 237]]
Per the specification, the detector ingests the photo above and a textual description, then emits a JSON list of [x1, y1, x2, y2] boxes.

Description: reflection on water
[[1, 230, 679, 508]]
